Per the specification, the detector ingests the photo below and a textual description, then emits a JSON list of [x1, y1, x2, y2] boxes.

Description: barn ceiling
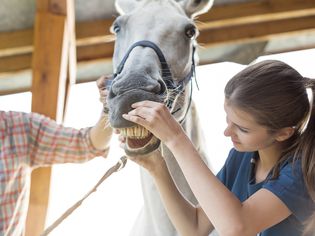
[[1, 0, 315, 95]]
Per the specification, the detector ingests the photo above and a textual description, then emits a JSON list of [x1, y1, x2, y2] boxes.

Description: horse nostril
[[108, 74, 167, 96], [147, 80, 163, 95], [108, 87, 116, 99]]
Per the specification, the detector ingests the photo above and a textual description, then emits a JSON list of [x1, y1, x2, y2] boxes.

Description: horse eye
[[112, 24, 121, 34], [185, 25, 196, 39]]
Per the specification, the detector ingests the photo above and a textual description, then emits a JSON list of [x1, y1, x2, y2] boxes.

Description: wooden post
[[26, 0, 76, 235]]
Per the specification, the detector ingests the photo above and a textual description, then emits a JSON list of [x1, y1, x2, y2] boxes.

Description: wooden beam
[[0, 54, 32, 72], [0, 19, 113, 58], [198, 15, 315, 46], [63, 0, 77, 117], [0, 0, 315, 74], [198, 0, 315, 29], [26, 0, 76, 235]]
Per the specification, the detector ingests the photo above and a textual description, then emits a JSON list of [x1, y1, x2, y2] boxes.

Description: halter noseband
[[110, 40, 195, 92], [107, 40, 196, 119]]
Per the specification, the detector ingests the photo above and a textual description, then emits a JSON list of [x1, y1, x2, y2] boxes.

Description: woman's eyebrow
[[226, 114, 251, 131], [234, 122, 251, 131]]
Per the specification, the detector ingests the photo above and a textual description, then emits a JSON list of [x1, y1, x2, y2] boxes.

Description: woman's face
[[223, 99, 277, 152]]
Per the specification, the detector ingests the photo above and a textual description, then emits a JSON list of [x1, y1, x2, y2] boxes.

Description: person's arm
[[89, 114, 112, 150], [166, 134, 291, 236], [128, 150, 214, 236], [27, 76, 113, 167], [123, 101, 291, 236], [89, 75, 113, 150]]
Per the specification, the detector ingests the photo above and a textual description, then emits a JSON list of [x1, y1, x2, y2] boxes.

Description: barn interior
[[1, 0, 315, 235]]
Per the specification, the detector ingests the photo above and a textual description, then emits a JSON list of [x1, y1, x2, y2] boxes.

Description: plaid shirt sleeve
[[0, 111, 109, 235], [25, 112, 109, 167]]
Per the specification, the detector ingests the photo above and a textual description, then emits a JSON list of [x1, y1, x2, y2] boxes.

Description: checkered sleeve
[[26, 112, 108, 167]]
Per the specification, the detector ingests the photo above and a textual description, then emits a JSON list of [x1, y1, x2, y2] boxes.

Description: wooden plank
[[25, 0, 75, 234], [30, 13, 68, 120], [1, 0, 314, 56], [0, 29, 33, 52], [2, 17, 315, 74], [0, 54, 31, 72], [198, 0, 315, 29], [63, 0, 77, 118], [26, 12, 68, 235], [198, 15, 315, 46], [0, 0, 315, 74], [77, 42, 114, 61], [0, 19, 113, 58]]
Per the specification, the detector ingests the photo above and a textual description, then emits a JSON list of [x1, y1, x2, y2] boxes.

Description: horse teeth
[[119, 126, 150, 139]]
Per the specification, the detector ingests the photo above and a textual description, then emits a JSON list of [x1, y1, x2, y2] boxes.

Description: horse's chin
[[118, 125, 161, 156]]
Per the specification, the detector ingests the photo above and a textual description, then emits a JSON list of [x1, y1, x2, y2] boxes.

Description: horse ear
[[179, 0, 213, 18], [115, 0, 141, 15]]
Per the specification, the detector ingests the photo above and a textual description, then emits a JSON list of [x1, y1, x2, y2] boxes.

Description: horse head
[[107, 0, 213, 156]]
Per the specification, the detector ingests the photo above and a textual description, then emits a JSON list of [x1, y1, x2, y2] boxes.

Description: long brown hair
[[224, 60, 315, 229], [304, 212, 315, 236]]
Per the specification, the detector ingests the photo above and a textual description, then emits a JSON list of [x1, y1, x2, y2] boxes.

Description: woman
[[122, 60, 315, 236]]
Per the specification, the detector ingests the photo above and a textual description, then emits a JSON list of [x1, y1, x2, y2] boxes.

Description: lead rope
[[40, 156, 128, 236]]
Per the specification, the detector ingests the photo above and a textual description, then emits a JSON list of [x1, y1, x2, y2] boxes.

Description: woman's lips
[[232, 139, 240, 144]]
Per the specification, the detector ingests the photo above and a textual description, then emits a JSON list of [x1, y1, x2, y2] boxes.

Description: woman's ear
[[275, 127, 295, 142]]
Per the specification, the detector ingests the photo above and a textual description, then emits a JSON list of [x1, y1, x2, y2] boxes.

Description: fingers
[[122, 101, 169, 130], [127, 101, 167, 120], [131, 100, 164, 109], [125, 150, 165, 173], [96, 75, 113, 89], [97, 75, 113, 105], [99, 90, 108, 103], [122, 113, 148, 127], [128, 106, 154, 118]]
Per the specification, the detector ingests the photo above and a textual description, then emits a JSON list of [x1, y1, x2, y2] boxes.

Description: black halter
[[108, 40, 196, 120]]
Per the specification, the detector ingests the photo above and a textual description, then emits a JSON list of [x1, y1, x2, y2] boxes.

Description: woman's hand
[[122, 101, 186, 148], [128, 150, 166, 176], [118, 132, 166, 176]]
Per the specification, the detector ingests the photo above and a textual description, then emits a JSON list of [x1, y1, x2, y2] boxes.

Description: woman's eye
[[239, 127, 249, 133]]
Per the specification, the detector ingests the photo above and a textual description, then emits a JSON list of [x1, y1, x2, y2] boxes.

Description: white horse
[[106, 0, 214, 235]]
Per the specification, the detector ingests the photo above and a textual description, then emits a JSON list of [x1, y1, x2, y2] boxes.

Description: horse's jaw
[[118, 125, 161, 156]]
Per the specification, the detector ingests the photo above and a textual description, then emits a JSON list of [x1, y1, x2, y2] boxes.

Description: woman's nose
[[224, 124, 233, 137]]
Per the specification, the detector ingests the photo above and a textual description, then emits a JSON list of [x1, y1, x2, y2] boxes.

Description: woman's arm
[[167, 133, 291, 236], [129, 151, 214, 236], [123, 101, 291, 236]]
